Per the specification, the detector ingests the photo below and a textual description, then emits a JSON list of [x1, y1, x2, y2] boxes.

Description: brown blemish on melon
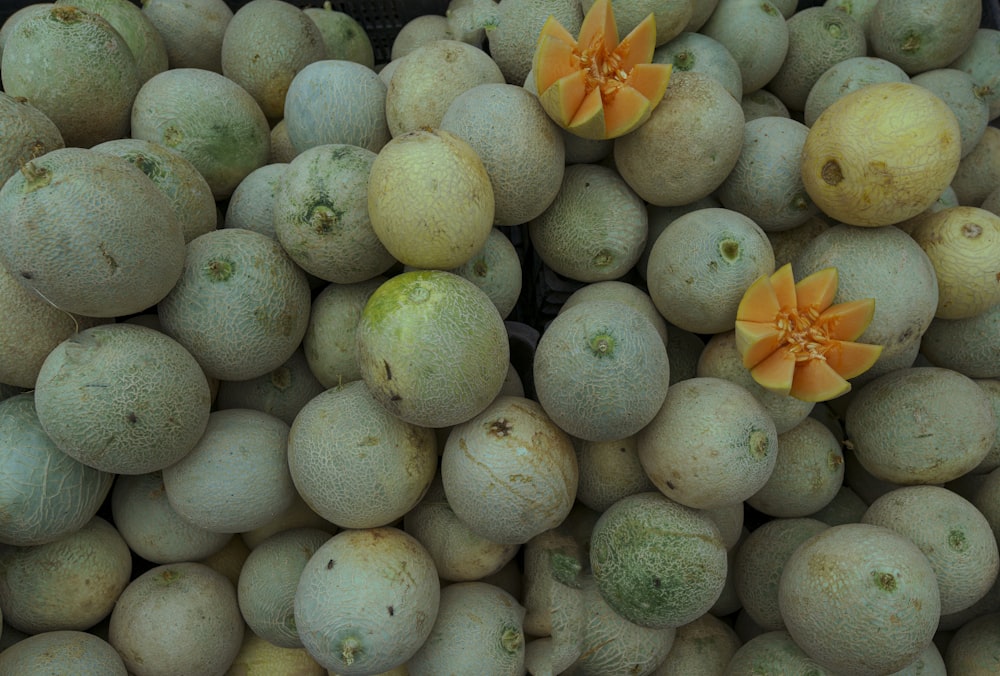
[[872, 570, 897, 592], [962, 222, 983, 238], [822, 160, 843, 186], [489, 418, 513, 437]]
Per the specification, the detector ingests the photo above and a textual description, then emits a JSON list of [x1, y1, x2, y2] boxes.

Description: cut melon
[[735, 263, 882, 402], [532, 0, 672, 139]]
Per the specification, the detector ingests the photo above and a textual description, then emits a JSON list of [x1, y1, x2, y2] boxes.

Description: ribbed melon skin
[[0, 631, 127, 675], [0, 91, 64, 188], [215, 347, 325, 426], [724, 630, 837, 675], [0, 393, 114, 547], [141, 0, 233, 73], [1, 5, 140, 147], [0, 147, 184, 318], [653, 613, 741, 675], [920, 302, 1000, 379]]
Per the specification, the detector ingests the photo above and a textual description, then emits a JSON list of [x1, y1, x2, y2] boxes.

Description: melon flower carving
[[532, 0, 672, 140], [735, 263, 883, 403]]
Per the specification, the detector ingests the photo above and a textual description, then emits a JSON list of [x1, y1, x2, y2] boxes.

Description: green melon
[[741, 88, 790, 122], [0, 631, 127, 675], [1, 4, 140, 147], [141, 0, 233, 72], [224, 162, 289, 237], [214, 347, 325, 426], [952, 126, 1000, 206], [653, 613, 741, 675], [304, 3, 375, 68], [131, 67, 270, 199], [0, 393, 114, 547], [0, 147, 184, 318], [157, 227, 311, 382], [108, 562, 245, 676], [868, 0, 982, 75], [700, 0, 789, 93], [0, 91, 64, 189]]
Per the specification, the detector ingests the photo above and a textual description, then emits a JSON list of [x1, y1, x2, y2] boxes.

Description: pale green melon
[[162, 408, 297, 533], [911, 68, 990, 159], [725, 630, 838, 675], [747, 417, 845, 518], [733, 517, 830, 632], [589, 491, 728, 629], [0, 147, 184, 318], [269, 119, 298, 162], [0, 631, 127, 675], [303, 277, 384, 389], [700, 0, 789, 93], [237, 527, 331, 649], [920, 301, 1000, 378], [273, 143, 395, 283], [304, 3, 374, 68], [560, 280, 668, 347], [408, 582, 526, 676], [653, 613, 741, 675], [803, 56, 910, 127], [108, 562, 245, 676], [862, 485, 1000, 615], [110, 471, 230, 564], [91, 138, 217, 244], [441, 82, 564, 226], [808, 485, 869, 526], [638, 377, 779, 510], [951, 126, 1000, 206], [741, 88, 790, 122], [486, 0, 582, 86], [868, 0, 981, 75], [55, 0, 168, 84], [949, 28, 1000, 120], [224, 162, 288, 237], [131, 68, 270, 199], [778, 523, 941, 675], [574, 434, 656, 514], [157, 227, 311, 382], [0, 393, 114, 547], [33, 323, 212, 475], [221, 0, 325, 121], [355, 270, 509, 428], [446, 0, 501, 48], [390, 15, 452, 61], [533, 299, 669, 442], [240, 490, 337, 550], [0, 516, 131, 634], [1, 4, 140, 147], [402, 475, 520, 582], [767, 215, 831, 270], [214, 348, 325, 426], [972, 378, 1000, 474], [528, 164, 647, 283], [441, 227, 523, 319], [141, 0, 233, 72], [287, 380, 437, 530], [846, 366, 996, 485], [293, 527, 440, 674], [0, 264, 103, 389], [0, 91, 64, 189], [943, 611, 1000, 674], [653, 30, 742, 102]]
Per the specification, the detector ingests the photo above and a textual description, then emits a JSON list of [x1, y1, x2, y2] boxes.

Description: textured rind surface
[[284, 59, 390, 154], [293, 527, 440, 675], [486, 0, 583, 86], [162, 408, 297, 533], [800, 82, 962, 227], [303, 6, 374, 68], [274, 143, 395, 283], [224, 162, 289, 237], [803, 56, 910, 127], [868, 0, 981, 75], [303, 277, 384, 389], [441, 395, 579, 545], [131, 68, 270, 199], [157, 227, 311, 382], [699, 0, 789, 93], [652, 30, 743, 102], [0, 393, 114, 547], [141, 0, 233, 72], [533, 299, 670, 442], [653, 612, 741, 675], [0, 147, 184, 318], [846, 367, 996, 485], [0, 631, 127, 675], [0, 91, 65, 189], [214, 347, 325, 426], [441, 83, 565, 227], [637, 376, 778, 510], [33, 323, 212, 475], [355, 270, 509, 429], [444, 227, 523, 320], [287, 380, 437, 530], [589, 491, 727, 629], [725, 630, 838, 675], [778, 523, 941, 675], [367, 129, 495, 270], [108, 562, 245, 676], [920, 302, 1000, 378], [221, 0, 325, 120], [237, 527, 331, 648], [528, 163, 647, 283], [1, 5, 140, 147]]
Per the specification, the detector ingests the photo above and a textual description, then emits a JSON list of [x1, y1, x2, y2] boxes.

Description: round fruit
[[214, 348, 324, 426], [778, 523, 941, 675], [442, 227, 523, 319], [699, 0, 789, 94], [574, 434, 656, 513], [533, 299, 669, 442], [868, 0, 982, 75], [355, 270, 509, 428], [227, 633, 325, 675], [157, 228, 311, 382], [140, 0, 233, 72], [559, 280, 668, 347], [33, 323, 211, 475], [224, 162, 288, 236], [724, 630, 837, 675], [800, 82, 962, 227], [162, 408, 297, 533], [944, 611, 1000, 674], [803, 56, 910, 127], [0, 631, 127, 675], [911, 68, 990, 159], [108, 562, 245, 676], [303, 277, 384, 389], [652, 30, 742, 102], [368, 128, 494, 270], [0, 91, 64, 189], [0, 147, 184, 318], [637, 376, 778, 510], [441, 395, 579, 545], [589, 491, 728, 629], [293, 527, 440, 675], [287, 380, 437, 529], [486, 0, 583, 86], [304, 3, 374, 68], [653, 613, 741, 675]]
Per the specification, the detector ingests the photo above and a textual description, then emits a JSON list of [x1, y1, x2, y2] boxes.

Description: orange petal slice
[[817, 298, 876, 342], [795, 267, 838, 313], [749, 345, 797, 396], [789, 358, 851, 402], [737, 272, 781, 323], [735, 320, 783, 369], [824, 340, 883, 380]]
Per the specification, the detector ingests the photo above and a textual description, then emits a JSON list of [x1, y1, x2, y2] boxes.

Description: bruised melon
[[533, 0, 672, 140]]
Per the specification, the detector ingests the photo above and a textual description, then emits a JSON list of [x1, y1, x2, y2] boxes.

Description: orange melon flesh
[[770, 263, 798, 311], [750, 345, 797, 396], [790, 359, 851, 402], [823, 340, 883, 380], [532, 0, 672, 140], [735, 320, 783, 369], [818, 298, 877, 342], [794, 267, 838, 313], [737, 273, 782, 323]]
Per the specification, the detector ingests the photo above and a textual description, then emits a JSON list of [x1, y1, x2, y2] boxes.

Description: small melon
[[951, 126, 1000, 206], [302, 277, 384, 389], [0, 631, 127, 675], [868, 0, 981, 75], [800, 82, 962, 227], [108, 562, 245, 676], [355, 270, 509, 429], [0, 91, 64, 189], [911, 68, 990, 159], [293, 527, 440, 674], [141, 0, 233, 72], [441, 227, 523, 319], [700, 0, 789, 94], [920, 294, 999, 379], [239, 490, 337, 551], [574, 434, 657, 513], [304, 3, 375, 68], [486, 0, 583, 86], [949, 27, 1000, 120], [741, 88, 790, 122], [589, 491, 728, 629], [390, 15, 452, 61], [367, 128, 494, 270], [943, 611, 1000, 674], [653, 613, 741, 675], [224, 162, 288, 237], [214, 347, 325, 426]]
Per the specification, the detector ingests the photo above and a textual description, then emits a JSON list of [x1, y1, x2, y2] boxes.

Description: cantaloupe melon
[[0, 631, 127, 675], [912, 68, 990, 159], [868, 0, 981, 75], [224, 162, 288, 237], [803, 56, 910, 128], [0, 91, 64, 188], [532, 0, 672, 140], [920, 301, 1000, 379], [487, 0, 583, 87], [653, 613, 741, 675], [141, 0, 233, 72], [304, 3, 374, 68], [700, 0, 789, 94], [226, 633, 326, 676], [724, 629, 837, 675]]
